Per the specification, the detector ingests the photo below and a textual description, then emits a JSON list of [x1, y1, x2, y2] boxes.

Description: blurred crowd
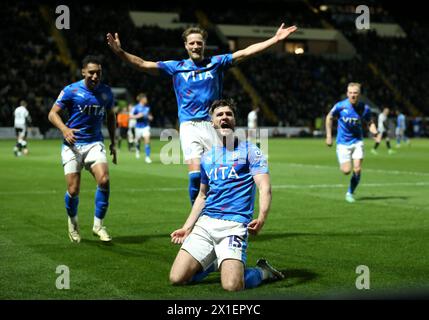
[[198, 1, 324, 28], [0, 1, 427, 135], [0, 2, 70, 134]]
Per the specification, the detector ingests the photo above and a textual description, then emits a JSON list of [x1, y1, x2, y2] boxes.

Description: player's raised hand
[[109, 143, 117, 165], [106, 33, 122, 54], [326, 136, 333, 147], [62, 127, 79, 145], [247, 218, 265, 235], [275, 23, 298, 41], [170, 228, 189, 244]]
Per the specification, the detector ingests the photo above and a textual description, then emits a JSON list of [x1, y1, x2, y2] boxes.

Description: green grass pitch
[[0, 138, 428, 299]]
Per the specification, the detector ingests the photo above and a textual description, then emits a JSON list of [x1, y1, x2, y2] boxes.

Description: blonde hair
[[347, 82, 361, 92]]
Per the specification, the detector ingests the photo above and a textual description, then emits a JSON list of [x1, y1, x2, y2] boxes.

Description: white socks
[[93, 217, 103, 229], [257, 267, 270, 280], [69, 216, 78, 226]]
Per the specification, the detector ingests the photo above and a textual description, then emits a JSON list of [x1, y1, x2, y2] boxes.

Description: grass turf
[[0, 138, 428, 299]]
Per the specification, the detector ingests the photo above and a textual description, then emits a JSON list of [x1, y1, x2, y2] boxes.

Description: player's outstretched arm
[[48, 104, 79, 145], [171, 183, 208, 244], [106, 109, 117, 164], [325, 112, 334, 147], [248, 174, 271, 235], [232, 23, 297, 64], [106, 32, 160, 76]]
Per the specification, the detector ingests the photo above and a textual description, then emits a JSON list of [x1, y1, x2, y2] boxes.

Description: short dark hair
[[82, 55, 102, 68], [209, 99, 237, 116], [182, 27, 208, 42], [136, 93, 147, 101]]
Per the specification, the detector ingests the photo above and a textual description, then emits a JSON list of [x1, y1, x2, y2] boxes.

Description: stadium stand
[[0, 1, 427, 135], [192, 0, 324, 28], [0, 1, 70, 134]]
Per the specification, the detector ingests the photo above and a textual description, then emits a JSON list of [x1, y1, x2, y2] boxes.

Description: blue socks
[[190, 263, 217, 283], [95, 186, 109, 219], [65, 186, 109, 225], [188, 171, 201, 205], [348, 172, 361, 194], [145, 144, 151, 157], [189, 263, 264, 289], [244, 268, 263, 289], [65, 192, 79, 217]]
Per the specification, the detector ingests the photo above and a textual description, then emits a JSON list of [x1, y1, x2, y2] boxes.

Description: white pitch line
[[272, 182, 429, 189], [0, 182, 428, 195], [286, 163, 429, 177], [0, 187, 186, 195]]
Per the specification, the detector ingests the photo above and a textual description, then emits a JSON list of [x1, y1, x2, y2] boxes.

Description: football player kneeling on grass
[[169, 99, 284, 291]]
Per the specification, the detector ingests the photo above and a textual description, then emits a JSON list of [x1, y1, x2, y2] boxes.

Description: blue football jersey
[[157, 54, 233, 123], [200, 141, 269, 224], [330, 99, 372, 145], [133, 103, 151, 128], [55, 80, 114, 145], [397, 113, 406, 129]]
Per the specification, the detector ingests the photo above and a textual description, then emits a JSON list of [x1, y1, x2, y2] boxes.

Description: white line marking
[[272, 182, 429, 189], [1, 182, 428, 195], [287, 163, 429, 177]]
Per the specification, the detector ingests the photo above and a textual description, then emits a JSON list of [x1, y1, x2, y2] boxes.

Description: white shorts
[[135, 126, 151, 139], [179, 120, 217, 161], [336, 141, 364, 164], [395, 128, 405, 136], [181, 215, 248, 270], [61, 142, 107, 175]]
